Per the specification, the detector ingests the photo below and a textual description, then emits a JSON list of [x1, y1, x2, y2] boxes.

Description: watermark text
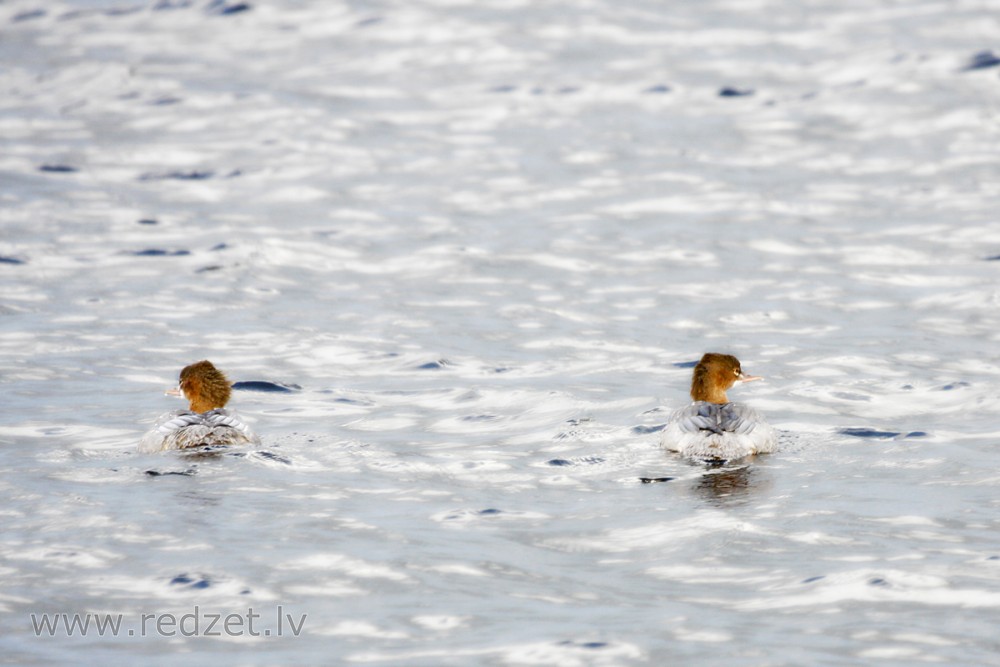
[[30, 606, 306, 638]]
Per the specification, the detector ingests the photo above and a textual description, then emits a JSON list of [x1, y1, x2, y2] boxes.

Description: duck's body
[[139, 360, 260, 453], [661, 353, 775, 461], [661, 400, 775, 461], [139, 408, 259, 453]]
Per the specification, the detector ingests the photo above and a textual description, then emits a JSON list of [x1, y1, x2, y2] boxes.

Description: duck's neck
[[188, 396, 221, 413], [690, 367, 729, 404]]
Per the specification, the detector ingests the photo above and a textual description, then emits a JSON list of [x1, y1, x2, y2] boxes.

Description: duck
[[139, 360, 260, 453], [660, 352, 776, 462]]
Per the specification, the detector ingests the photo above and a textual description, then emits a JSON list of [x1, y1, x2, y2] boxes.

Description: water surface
[[3, 0, 1000, 664]]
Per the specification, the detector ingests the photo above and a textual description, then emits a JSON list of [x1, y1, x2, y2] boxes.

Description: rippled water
[[3, 0, 1000, 664]]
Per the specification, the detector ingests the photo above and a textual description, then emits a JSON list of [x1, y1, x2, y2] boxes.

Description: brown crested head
[[179, 360, 232, 413], [689, 352, 749, 404]]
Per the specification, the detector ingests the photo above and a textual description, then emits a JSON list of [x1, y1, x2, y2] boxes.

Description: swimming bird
[[139, 360, 260, 452], [660, 353, 775, 462]]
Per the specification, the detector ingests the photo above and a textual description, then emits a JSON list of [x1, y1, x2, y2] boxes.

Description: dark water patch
[[632, 424, 664, 434], [151, 96, 182, 106], [802, 575, 825, 584], [832, 391, 870, 401], [490, 85, 517, 93], [988, 555, 1000, 561], [252, 451, 292, 465], [559, 640, 608, 649], [355, 17, 382, 27], [838, 427, 900, 439], [492, 366, 512, 373], [222, 2, 252, 13], [986, 255, 1000, 261], [181, 445, 228, 460], [145, 468, 197, 477], [644, 84, 671, 94], [105, 6, 142, 17], [137, 218, 158, 225], [718, 87, 754, 97], [38, 164, 78, 173], [937, 381, 969, 391], [417, 359, 452, 370], [546, 457, 606, 467], [232, 380, 301, 393], [139, 170, 214, 181], [441, 508, 507, 521], [905, 431, 927, 438], [196, 265, 223, 273], [330, 397, 374, 406], [639, 477, 674, 484], [57, 10, 91, 21], [13, 9, 46, 22], [699, 456, 733, 466], [127, 248, 191, 257], [868, 577, 889, 587], [210, 243, 229, 251], [557, 86, 580, 95], [207, 1, 251, 15], [673, 360, 698, 368], [461, 414, 498, 422], [153, 0, 193, 9], [170, 573, 212, 589], [0, 256, 27, 265], [962, 51, 1000, 71]]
